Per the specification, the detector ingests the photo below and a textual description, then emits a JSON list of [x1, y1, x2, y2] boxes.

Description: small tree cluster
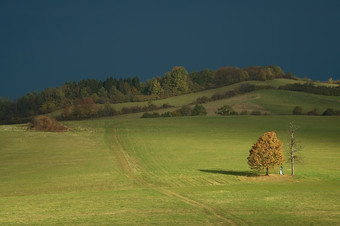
[[215, 105, 237, 116], [141, 104, 207, 118], [292, 106, 340, 116]]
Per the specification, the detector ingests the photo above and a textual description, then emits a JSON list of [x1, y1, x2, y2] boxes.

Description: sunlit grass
[[0, 116, 339, 225]]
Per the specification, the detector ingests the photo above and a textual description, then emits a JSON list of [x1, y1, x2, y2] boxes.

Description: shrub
[[177, 105, 192, 116], [196, 96, 210, 104], [162, 103, 174, 109], [238, 83, 256, 93], [250, 111, 262, 115], [322, 108, 336, 116], [161, 111, 172, 117], [191, 104, 207, 116], [147, 104, 158, 111], [215, 105, 236, 116], [170, 111, 180, 117], [141, 112, 154, 118], [240, 110, 248, 115], [292, 106, 303, 115], [141, 112, 160, 118], [307, 108, 319, 115], [99, 103, 117, 116], [211, 93, 224, 101]]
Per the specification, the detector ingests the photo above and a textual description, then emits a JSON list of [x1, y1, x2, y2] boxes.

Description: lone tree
[[288, 121, 301, 176], [248, 132, 285, 175]]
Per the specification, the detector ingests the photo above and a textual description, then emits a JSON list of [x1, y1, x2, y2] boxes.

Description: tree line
[[279, 83, 340, 96], [0, 65, 304, 124]]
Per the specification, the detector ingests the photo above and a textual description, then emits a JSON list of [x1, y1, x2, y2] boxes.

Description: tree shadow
[[198, 169, 259, 177]]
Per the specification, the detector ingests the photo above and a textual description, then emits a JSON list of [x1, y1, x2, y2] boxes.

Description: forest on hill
[[0, 65, 339, 124]]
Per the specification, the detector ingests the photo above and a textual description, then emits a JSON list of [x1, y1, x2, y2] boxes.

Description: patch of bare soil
[[240, 174, 292, 182], [30, 115, 68, 132]]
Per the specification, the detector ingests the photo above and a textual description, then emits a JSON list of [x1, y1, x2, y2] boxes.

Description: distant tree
[[269, 65, 285, 77], [132, 76, 141, 91], [215, 105, 236, 116], [108, 86, 125, 103], [292, 106, 303, 115], [162, 66, 189, 95], [72, 97, 98, 119], [189, 69, 215, 86], [328, 77, 333, 84], [61, 105, 70, 119], [150, 79, 164, 97], [214, 66, 248, 86], [247, 132, 285, 175], [103, 76, 117, 92], [80, 87, 89, 98], [97, 87, 108, 104], [191, 104, 207, 116]]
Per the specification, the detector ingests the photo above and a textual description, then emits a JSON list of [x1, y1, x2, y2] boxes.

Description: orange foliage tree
[[247, 132, 285, 175]]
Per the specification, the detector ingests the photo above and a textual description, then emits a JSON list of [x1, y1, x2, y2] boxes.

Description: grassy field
[[203, 89, 340, 115], [0, 115, 339, 225]]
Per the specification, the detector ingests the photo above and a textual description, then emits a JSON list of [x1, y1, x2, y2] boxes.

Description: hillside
[[95, 79, 340, 118], [2, 64, 339, 124]]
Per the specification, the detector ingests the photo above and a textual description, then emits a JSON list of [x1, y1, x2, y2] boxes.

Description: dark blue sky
[[1, 0, 340, 99]]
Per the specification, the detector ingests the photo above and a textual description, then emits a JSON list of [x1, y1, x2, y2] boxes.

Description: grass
[[1, 115, 339, 225], [202, 89, 340, 115]]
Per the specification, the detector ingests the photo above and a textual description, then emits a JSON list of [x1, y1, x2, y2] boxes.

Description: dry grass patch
[[240, 174, 292, 182], [30, 115, 69, 132]]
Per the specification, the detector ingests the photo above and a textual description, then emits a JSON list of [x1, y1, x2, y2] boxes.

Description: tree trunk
[[290, 123, 295, 176], [266, 167, 269, 176], [291, 154, 295, 176]]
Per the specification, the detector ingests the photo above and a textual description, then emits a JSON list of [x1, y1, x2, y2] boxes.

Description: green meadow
[[1, 115, 339, 225]]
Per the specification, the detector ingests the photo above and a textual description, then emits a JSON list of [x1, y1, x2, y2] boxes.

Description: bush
[[141, 112, 154, 118], [215, 105, 236, 116], [293, 106, 303, 115], [240, 110, 248, 115], [211, 93, 224, 101], [170, 111, 180, 117], [322, 108, 336, 116], [161, 111, 172, 117], [162, 103, 174, 109], [238, 83, 256, 93], [141, 112, 160, 118], [250, 111, 262, 115], [196, 96, 210, 104], [99, 103, 117, 116], [191, 104, 207, 116], [307, 108, 319, 115], [177, 105, 192, 116], [279, 83, 340, 96]]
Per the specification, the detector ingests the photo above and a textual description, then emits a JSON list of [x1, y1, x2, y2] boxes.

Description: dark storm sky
[[1, 0, 340, 99]]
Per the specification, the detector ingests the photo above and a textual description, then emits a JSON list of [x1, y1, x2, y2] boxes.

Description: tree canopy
[[247, 132, 285, 175]]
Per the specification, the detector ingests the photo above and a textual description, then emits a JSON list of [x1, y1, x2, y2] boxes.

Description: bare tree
[[289, 121, 301, 176]]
